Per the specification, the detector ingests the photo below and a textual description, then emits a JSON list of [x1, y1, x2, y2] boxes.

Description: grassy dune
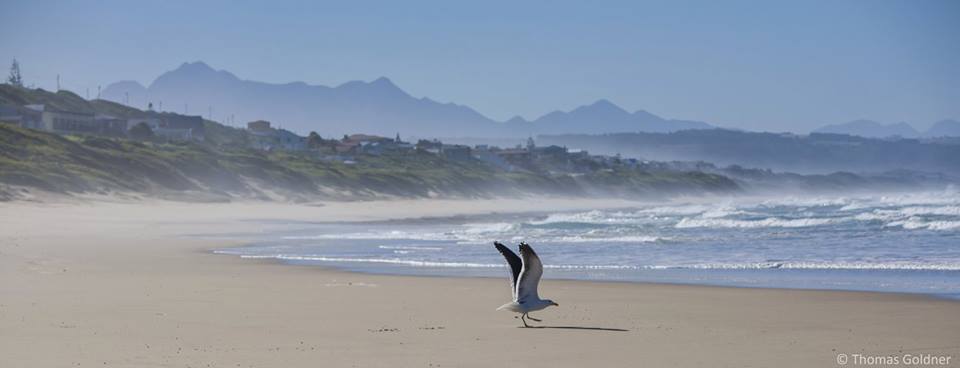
[[0, 124, 738, 201]]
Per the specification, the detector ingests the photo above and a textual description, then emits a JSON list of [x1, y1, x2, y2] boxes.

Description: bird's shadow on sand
[[520, 325, 629, 332]]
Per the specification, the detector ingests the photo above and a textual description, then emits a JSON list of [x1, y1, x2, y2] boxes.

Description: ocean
[[215, 189, 960, 298]]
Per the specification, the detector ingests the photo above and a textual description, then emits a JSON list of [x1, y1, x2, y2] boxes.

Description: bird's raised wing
[[516, 242, 543, 303], [495, 241, 522, 301]]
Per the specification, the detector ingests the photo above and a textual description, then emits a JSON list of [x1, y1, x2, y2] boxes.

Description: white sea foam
[[675, 217, 837, 229], [238, 254, 505, 268], [896, 206, 960, 216], [925, 221, 960, 231], [656, 261, 960, 271], [757, 196, 852, 208], [634, 204, 713, 216], [228, 254, 960, 272], [378, 245, 443, 251], [281, 223, 516, 244], [461, 222, 516, 233], [282, 230, 447, 241], [548, 235, 666, 243], [852, 212, 894, 221], [529, 210, 641, 225], [886, 217, 960, 231]]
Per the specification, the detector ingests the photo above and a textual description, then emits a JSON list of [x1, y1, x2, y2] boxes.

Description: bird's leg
[[527, 314, 542, 322], [521, 313, 530, 328]]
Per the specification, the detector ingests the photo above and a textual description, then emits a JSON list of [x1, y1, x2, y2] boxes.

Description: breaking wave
[[216, 190, 960, 295], [675, 217, 838, 229]]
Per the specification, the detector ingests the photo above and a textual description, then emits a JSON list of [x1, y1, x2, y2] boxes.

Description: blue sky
[[1, 0, 957, 132]]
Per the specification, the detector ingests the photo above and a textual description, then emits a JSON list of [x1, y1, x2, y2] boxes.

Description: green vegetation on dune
[[0, 124, 738, 201], [0, 86, 94, 114], [88, 99, 147, 118]]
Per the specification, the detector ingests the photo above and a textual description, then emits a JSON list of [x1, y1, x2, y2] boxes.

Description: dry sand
[[1, 199, 958, 367]]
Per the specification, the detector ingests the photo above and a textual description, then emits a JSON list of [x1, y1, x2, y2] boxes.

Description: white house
[[246, 120, 306, 151], [24, 104, 97, 134]]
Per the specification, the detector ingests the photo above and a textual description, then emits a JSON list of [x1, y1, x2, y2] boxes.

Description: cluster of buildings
[[247, 120, 306, 151], [469, 137, 635, 173], [244, 120, 474, 161], [0, 104, 205, 141]]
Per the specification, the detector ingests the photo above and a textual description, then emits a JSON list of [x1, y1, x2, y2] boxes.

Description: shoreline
[[216, 247, 960, 301], [205, 198, 960, 298], [3, 199, 959, 367]]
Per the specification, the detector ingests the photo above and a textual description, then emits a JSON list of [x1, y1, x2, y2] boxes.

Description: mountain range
[[103, 61, 957, 139], [102, 62, 711, 138], [814, 119, 960, 139]]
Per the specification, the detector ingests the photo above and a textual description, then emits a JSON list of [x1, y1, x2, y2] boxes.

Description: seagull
[[494, 241, 559, 327]]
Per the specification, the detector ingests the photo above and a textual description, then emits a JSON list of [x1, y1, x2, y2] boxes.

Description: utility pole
[[56, 74, 60, 91], [97, 85, 101, 99], [159, 101, 163, 112]]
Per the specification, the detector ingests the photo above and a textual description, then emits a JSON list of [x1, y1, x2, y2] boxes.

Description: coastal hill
[[1, 85, 739, 201], [815, 119, 919, 138], [539, 129, 960, 175], [813, 119, 960, 138], [923, 119, 960, 137], [0, 123, 743, 202], [102, 62, 712, 138]]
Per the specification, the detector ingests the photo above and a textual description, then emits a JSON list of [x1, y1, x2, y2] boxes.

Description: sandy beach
[[2, 199, 958, 367]]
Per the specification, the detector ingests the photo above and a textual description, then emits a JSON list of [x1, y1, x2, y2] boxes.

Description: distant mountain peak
[[505, 115, 529, 124], [530, 99, 710, 133], [588, 99, 621, 110], [334, 76, 409, 99], [149, 61, 239, 90], [632, 109, 662, 120], [178, 61, 215, 72], [370, 76, 406, 94], [166, 61, 232, 79], [371, 76, 395, 86], [572, 99, 628, 115], [107, 80, 146, 90]]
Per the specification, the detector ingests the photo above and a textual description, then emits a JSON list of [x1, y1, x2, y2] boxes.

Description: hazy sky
[[1, 0, 957, 132]]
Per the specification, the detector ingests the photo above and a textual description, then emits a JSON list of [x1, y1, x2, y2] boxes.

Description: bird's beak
[[552, 302, 560, 306]]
